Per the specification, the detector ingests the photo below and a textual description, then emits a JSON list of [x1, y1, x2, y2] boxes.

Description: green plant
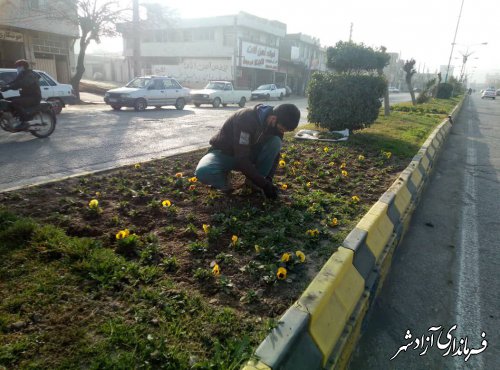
[[163, 256, 179, 272], [307, 72, 386, 131], [193, 268, 212, 281], [188, 240, 208, 254]]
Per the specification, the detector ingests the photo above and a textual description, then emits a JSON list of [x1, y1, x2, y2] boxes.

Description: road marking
[[455, 100, 483, 369]]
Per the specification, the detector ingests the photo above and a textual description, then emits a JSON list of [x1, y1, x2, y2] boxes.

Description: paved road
[[0, 97, 308, 192], [349, 95, 500, 369]]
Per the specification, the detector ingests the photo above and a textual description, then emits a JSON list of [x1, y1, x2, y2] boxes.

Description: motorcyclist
[[0, 59, 41, 129]]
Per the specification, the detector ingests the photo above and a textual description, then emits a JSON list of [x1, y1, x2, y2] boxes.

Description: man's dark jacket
[[209, 104, 282, 188], [6, 69, 41, 99]]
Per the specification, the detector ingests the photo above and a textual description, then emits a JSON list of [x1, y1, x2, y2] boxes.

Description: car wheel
[[175, 98, 185, 110], [238, 97, 246, 108], [111, 105, 122, 111], [213, 97, 221, 108], [47, 98, 63, 115], [134, 98, 147, 111], [194, 103, 201, 107]]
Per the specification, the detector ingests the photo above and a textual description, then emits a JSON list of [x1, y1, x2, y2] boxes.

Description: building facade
[[0, 0, 78, 83], [279, 33, 326, 95], [119, 11, 325, 92]]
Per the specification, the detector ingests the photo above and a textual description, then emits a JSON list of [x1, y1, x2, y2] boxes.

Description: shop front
[[0, 29, 26, 67]]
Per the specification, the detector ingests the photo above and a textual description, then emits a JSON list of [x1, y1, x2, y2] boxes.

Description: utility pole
[[444, 0, 465, 83], [349, 22, 353, 42], [132, 0, 141, 77]]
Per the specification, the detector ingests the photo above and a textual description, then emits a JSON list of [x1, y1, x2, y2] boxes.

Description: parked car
[[0, 68, 76, 114], [190, 81, 251, 108], [481, 88, 496, 99], [251, 84, 286, 100], [388, 86, 400, 93], [104, 76, 190, 111], [276, 84, 292, 97]]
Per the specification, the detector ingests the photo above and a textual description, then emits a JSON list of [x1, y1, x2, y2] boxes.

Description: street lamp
[[446, 42, 487, 83], [444, 0, 465, 83]]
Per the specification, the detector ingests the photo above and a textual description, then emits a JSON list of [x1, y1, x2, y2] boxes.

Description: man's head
[[266, 104, 301, 134], [14, 59, 30, 73]]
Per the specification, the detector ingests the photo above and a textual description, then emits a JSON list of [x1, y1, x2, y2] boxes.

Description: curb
[[243, 98, 465, 370]]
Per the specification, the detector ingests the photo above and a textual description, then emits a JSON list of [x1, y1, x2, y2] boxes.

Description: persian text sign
[[240, 41, 278, 71], [0, 29, 23, 43]]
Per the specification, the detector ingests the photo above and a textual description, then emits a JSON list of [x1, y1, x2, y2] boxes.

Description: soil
[[0, 140, 405, 319]]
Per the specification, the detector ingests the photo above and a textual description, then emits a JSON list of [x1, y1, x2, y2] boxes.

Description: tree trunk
[[378, 69, 390, 116], [70, 34, 90, 101], [383, 89, 390, 116], [406, 78, 416, 105]]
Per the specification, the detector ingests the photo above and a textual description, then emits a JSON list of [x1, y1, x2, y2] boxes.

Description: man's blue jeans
[[195, 136, 282, 190]]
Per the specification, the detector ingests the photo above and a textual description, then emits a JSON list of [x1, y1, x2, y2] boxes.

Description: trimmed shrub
[[436, 83, 453, 99], [307, 72, 386, 131]]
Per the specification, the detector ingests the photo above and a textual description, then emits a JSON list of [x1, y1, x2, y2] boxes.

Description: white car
[[388, 86, 400, 93], [481, 89, 496, 100], [251, 84, 286, 101], [104, 76, 190, 111], [0, 68, 76, 114], [190, 81, 251, 108]]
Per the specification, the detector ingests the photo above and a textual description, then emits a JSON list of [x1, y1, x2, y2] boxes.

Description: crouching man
[[195, 103, 300, 199]]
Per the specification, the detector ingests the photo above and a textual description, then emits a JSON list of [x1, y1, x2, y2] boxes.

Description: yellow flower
[[358, 155, 365, 161], [385, 151, 392, 159], [293, 161, 301, 166], [306, 182, 311, 187], [277, 267, 287, 280], [328, 162, 335, 167], [279, 160, 286, 168], [323, 147, 329, 153], [115, 228, 130, 240], [212, 263, 220, 276], [340, 162, 347, 169], [188, 177, 198, 183], [341, 170, 348, 177], [281, 252, 291, 263], [88, 199, 99, 209], [281, 183, 288, 190], [188, 185, 196, 191], [134, 163, 141, 169], [306, 229, 319, 237], [202, 224, 210, 233], [162, 199, 171, 207], [295, 250, 306, 263], [281, 153, 286, 159], [175, 172, 183, 178], [254, 244, 261, 253], [352, 195, 360, 203], [231, 235, 238, 246], [331, 217, 339, 226], [95, 191, 101, 197]]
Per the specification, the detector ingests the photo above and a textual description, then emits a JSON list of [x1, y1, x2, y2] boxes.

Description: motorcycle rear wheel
[[29, 111, 56, 138]]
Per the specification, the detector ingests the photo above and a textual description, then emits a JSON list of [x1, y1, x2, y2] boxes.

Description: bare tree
[[67, 0, 127, 99], [403, 59, 417, 105], [376, 46, 391, 116]]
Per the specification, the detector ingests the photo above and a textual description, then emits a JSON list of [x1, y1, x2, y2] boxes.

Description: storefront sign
[[0, 29, 24, 43], [240, 41, 278, 71]]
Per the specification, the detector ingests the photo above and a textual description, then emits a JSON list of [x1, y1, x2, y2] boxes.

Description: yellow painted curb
[[298, 247, 364, 365], [356, 202, 394, 261]]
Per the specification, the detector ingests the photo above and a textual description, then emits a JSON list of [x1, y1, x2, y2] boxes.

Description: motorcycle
[[0, 90, 56, 138]]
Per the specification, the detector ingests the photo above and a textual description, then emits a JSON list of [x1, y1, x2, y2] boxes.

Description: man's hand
[[262, 180, 279, 199]]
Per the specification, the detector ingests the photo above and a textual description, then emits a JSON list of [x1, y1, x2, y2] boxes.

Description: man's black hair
[[273, 104, 300, 131]]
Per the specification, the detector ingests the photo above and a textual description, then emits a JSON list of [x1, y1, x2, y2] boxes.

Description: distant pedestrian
[[195, 103, 300, 199]]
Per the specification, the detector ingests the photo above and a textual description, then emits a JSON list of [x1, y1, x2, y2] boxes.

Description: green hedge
[[307, 72, 386, 131]]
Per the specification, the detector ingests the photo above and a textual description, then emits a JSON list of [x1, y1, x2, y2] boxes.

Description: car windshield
[[256, 84, 272, 90], [205, 82, 227, 90], [126, 78, 151, 88]]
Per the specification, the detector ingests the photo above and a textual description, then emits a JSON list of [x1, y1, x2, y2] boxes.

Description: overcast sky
[[89, 0, 498, 83]]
